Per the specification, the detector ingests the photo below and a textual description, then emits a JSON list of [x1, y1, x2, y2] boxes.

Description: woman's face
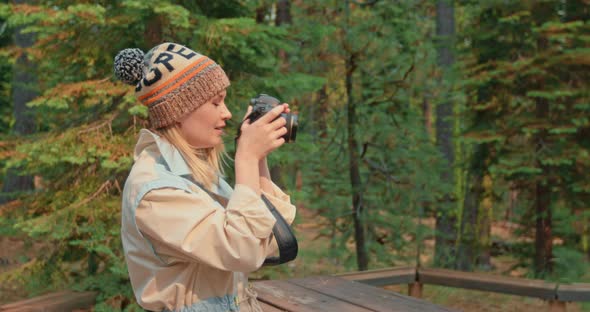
[[178, 90, 232, 149]]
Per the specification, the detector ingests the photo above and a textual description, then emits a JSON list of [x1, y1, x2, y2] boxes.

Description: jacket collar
[[133, 129, 230, 196], [134, 128, 192, 176]]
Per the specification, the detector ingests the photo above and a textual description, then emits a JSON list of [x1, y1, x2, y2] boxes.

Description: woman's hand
[[236, 104, 289, 162]]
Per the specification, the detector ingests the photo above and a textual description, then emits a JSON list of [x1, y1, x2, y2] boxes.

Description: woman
[[114, 42, 296, 312]]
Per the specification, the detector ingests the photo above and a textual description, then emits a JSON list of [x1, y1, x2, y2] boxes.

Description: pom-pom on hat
[[114, 43, 230, 129]]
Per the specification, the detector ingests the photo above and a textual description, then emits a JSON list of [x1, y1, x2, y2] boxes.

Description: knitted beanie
[[113, 43, 230, 129]]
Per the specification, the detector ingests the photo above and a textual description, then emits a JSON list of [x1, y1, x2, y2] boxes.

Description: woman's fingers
[[236, 102, 290, 159], [245, 103, 290, 125], [273, 137, 286, 148], [257, 104, 288, 124], [274, 126, 288, 139], [268, 115, 287, 129]]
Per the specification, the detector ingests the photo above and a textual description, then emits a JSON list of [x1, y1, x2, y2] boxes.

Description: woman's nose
[[221, 104, 232, 120]]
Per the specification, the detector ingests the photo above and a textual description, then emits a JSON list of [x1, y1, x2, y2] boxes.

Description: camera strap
[[259, 194, 299, 266], [188, 178, 298, 266]]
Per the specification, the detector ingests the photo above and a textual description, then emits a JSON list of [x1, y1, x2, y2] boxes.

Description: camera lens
[[283, 114, 298, 143]]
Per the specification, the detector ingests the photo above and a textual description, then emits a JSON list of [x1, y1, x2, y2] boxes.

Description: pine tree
[[433, 0, 458, 269], [0, 0, 37, 205], [461, 0, 590, 278], [291, 0, 447, 270], [0, 1, 321, 307]]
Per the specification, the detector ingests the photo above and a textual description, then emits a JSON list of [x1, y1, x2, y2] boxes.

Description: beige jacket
[[121, 129, 296, 312]]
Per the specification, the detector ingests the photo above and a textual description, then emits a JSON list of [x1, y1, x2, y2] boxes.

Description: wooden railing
[[0, 290, 97, 312], [337, 267, 590, 312], [1, 267, 588, 311]]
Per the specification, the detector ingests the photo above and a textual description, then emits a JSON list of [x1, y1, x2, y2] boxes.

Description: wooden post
[[548, 300, 566, 312], [408, 282, 423, 298]]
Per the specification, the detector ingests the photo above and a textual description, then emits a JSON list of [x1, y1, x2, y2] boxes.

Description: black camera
[[238, 94, 298, 143]]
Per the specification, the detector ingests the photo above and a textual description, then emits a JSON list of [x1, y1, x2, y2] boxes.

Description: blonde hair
[[158, 124, 227, 190]]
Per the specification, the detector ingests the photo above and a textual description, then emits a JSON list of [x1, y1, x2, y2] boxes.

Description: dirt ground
[[0, 236, 36, 303]]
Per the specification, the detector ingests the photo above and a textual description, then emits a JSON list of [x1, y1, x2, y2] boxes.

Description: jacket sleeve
[[135, 184, 276, 273], [260, 179, 297, 256]]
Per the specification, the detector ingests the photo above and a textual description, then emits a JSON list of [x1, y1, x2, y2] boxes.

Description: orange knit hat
[[114, 43, 230, 129]]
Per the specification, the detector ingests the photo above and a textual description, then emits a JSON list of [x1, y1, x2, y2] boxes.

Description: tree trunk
[[433, 0, 457, 268], [534, 96, 552, 276], [144, 15, 163, 48], [317, 85, 329, 139], [456, 151, 483, 271], [531, 1, 553, 276], [534, 178, 552, 276], [505, 187, 518, 222], [344, 0, 367, 271], [276, 0, 292, 26], [0, 0, 37, 204], [477, 172, 492, 269], [422, 98, 433, 138], [347, 52, 367, 271], [585, 219, 590, 261], [267, 0, 293, 189], [256, 6, 267, 24]]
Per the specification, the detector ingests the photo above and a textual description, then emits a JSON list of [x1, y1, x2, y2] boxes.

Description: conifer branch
[[72, 180, 112, 209], [78, 112, 119, 136]]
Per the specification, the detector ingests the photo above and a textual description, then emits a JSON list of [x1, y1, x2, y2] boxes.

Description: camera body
[[245, 94, 298, 143]]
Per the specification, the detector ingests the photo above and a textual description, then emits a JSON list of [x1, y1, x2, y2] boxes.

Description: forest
[[0, 0, 589, 311]]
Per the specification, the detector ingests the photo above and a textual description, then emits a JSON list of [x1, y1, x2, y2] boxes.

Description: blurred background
[[0, 0, 589, 311]]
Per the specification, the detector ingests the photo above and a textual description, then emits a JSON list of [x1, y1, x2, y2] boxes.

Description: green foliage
[[289, 0, 447, 269], [551, 246, 588, 283], [1, 0, 589, 309], [460, 0, 590, 277], [0, 11, 12, 132], [0, 0, 322, 309]]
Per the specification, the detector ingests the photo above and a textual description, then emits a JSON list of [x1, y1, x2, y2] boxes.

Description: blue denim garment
[[162, 294, 238, 312]]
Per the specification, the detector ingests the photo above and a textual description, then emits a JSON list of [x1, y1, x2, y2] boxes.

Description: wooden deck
[[3, 266, 590, 311], [252, 275, 456, 311]]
